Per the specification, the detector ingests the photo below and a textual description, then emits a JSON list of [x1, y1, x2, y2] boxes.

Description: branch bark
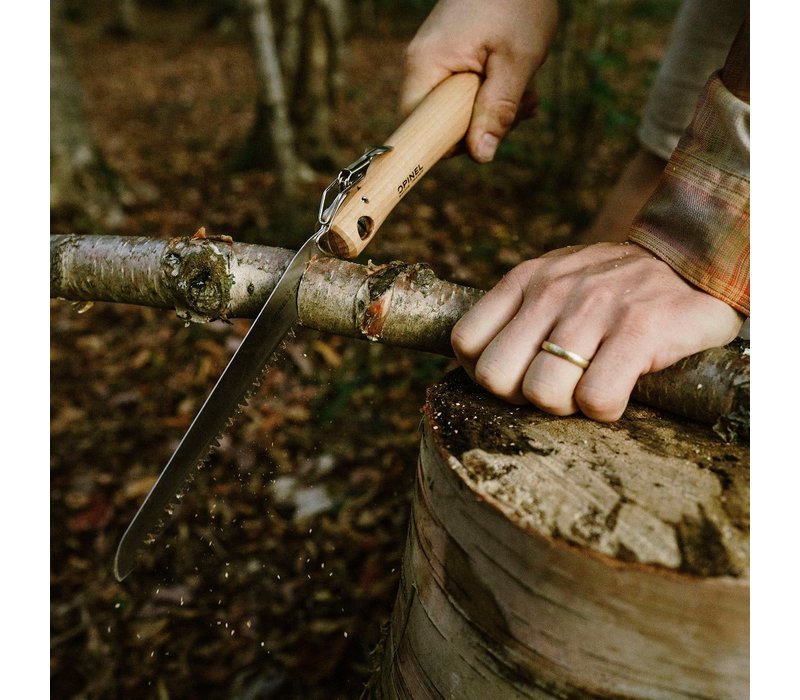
[[50, 234, 749, 440]]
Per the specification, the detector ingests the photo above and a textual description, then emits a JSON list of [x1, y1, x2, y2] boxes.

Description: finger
[[401, 66, 479, 160], [573, 333, 649, 422], [466, 51, 531, 163], [454, 84, 533, 160], [451, 267, 528, 364], [522, 326, 603, 416], [472, 300, 555, 403], [399, 62, 454, 118]]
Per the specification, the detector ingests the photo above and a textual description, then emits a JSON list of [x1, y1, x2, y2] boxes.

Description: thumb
[[465, 52, 531, 163]]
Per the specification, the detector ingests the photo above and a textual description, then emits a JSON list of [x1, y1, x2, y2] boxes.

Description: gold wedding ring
[[541, 340, 591, 370]]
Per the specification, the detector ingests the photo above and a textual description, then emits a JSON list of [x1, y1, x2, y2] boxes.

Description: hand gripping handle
[[320, 72, 481, 259]]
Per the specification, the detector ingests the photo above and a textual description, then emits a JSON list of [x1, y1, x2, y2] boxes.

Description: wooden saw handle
[[321, 72, 481, 259]]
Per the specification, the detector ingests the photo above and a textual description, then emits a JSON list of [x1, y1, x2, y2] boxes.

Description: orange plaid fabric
[[629, 16, 750, 316]]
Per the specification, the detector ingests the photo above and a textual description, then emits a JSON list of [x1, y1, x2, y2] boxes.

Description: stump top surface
[[425, 371, 750, 579]]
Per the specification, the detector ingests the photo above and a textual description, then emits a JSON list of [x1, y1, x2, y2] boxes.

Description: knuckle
[[618, 307, 658, 342], [450, 322, 481, 361], [568, 284, 615, 322], [540, 274, 569, 301], [504, 259, 538, 290], [582, 281, 614, 308], [474, 357, 517, 398], [403, 40, 425, 67], [486, 97, 519, 131], [529, 274, 569, 310], [495, 270, 522, 296], [496, 38, 540, 69], [522, 378, 574, 416], [574, 385, 626, 422], [403, 40, 436, 74], [484, 266, 527, 303]]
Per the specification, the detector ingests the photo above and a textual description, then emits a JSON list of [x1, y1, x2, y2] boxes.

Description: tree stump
[[371, 370, 749, 699]]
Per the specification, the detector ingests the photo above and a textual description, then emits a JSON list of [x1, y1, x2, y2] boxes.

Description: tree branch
[[50, 234, 749, 439]]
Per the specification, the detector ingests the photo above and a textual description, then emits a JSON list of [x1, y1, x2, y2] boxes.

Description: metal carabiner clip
[[315, 146, 392, 250]]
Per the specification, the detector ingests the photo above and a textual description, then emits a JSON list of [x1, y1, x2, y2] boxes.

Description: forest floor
[[50, 1, 677, 698]]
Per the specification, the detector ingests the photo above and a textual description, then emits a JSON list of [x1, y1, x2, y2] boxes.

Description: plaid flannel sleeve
[[628, 16, 750, 316]]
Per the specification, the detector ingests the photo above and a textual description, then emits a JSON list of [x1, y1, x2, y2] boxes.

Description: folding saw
[[114, 73, 480, 580]]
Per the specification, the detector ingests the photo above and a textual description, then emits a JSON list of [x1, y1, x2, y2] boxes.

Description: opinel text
[[397, 164, 424, 197]]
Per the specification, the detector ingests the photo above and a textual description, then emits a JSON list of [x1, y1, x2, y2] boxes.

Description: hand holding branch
[[451, 243, 744, 421]]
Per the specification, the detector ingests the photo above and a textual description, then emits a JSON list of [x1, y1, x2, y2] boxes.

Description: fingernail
[[476, 133, 499, 163]]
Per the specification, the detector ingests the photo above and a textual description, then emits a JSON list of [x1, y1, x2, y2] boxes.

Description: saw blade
[[113, 235, 325, 581], [112, 75, 473, 579]]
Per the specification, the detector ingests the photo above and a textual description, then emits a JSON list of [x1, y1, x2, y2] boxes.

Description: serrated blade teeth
[[114, 235, 325, 581]]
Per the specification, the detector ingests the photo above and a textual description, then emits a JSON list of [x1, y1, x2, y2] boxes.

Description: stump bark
[[371, 371, 749, 699]]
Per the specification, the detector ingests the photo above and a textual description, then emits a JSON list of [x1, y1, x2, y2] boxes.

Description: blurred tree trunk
[[51, 0, 128, 229], [235, 0, 347, 182], [108, 0, 139, 38], [289, 0, 346, 168], [236, 0, 301, 197]]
